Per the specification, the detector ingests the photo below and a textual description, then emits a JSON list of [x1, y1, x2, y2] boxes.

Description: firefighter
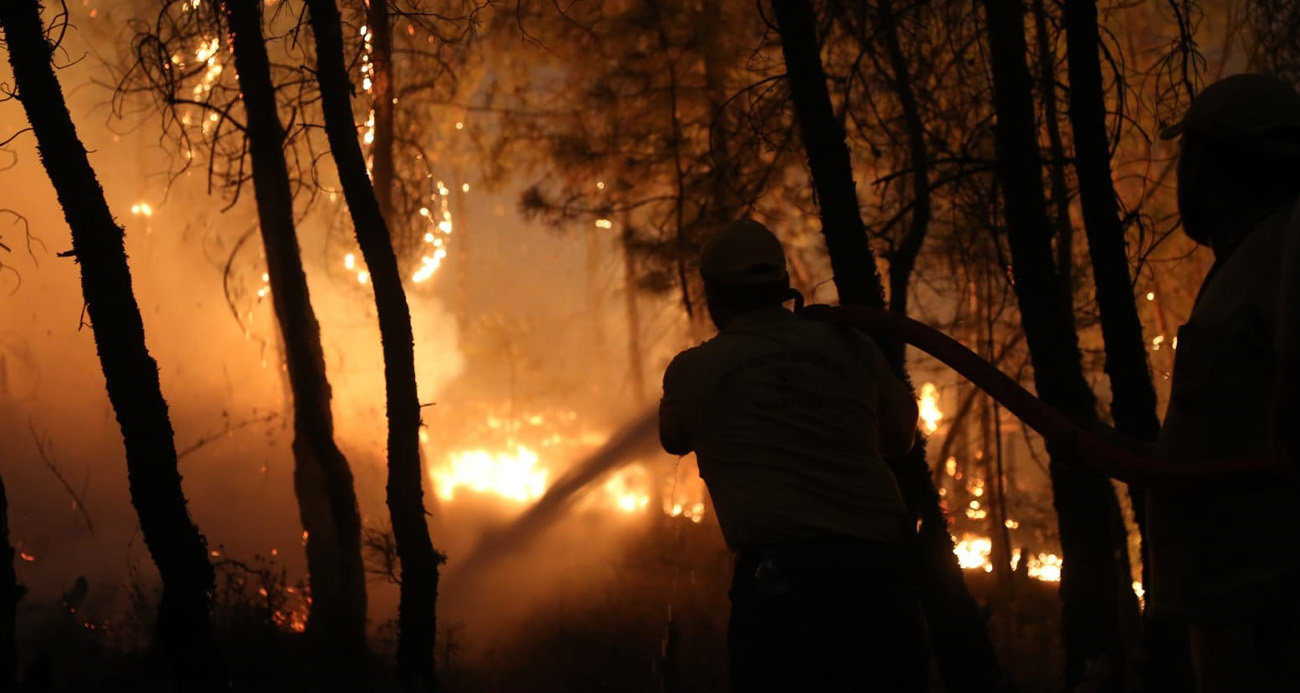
[[1143, 73, 1300, 692], [658, 219, 928, 691]]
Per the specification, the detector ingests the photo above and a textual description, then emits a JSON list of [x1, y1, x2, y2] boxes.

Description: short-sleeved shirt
[[1149, 206, 1300, 621], [660, 307, 908, 550]]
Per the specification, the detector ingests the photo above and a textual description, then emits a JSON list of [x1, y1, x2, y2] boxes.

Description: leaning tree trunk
[[1064, 0, 1161, 463], [0, 465, 17, 690], [1062, 0, 1184, 687], [982, 0, 1140, 685], [221, 0, 368, 673], [366, 0, 396, 228], [307, 0, 444, 688], [877, 0, 931, 332], [1029, 0, 1080, 312], [0, 2, 226, 690], [770, 1, 1004, 690]]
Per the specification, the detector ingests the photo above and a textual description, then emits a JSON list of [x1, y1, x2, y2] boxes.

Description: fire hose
[[799, 303, 1284, 487]]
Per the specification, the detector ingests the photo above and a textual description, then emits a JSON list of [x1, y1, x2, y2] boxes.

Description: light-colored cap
[[698, 219, 789, 286], [1160, 73, 1300, 154]]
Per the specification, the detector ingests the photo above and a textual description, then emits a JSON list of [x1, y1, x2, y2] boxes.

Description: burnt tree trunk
[[222, 0, 368, 673], [1062, 0, 1180, 686], [306, 0, 443, 688], [0, 464, 17, 690], [982, 0, 1139, 685], [0, 2, 226, 690], [771, 1, 1004, 690], [367, 0, 396, 226], [877, 0, 931, 334], [1063, 0, 1161, 448], [622, 215, 647, 403], [1029, 0, 1079, 310]]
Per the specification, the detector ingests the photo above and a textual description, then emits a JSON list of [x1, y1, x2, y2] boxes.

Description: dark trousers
[[728, 537, 928, 692]]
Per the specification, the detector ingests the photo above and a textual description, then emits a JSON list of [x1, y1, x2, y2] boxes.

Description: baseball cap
[[699, 219, 789, 286], [1160, 73, 1300, 154]]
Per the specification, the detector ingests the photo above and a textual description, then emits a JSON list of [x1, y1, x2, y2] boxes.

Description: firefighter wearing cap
[[1146, 73, 1300, 691], [658, 219, 927, 691]]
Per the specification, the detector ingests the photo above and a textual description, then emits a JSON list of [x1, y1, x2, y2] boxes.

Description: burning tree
[[0, 0, 227, 689]]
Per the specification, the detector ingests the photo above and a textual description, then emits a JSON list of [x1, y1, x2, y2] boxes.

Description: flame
[[954, 534, 993, 572], [434, 445, 548, 503], [918, 382, 943, 434], [1026, 552, 1062, 582], [424, 411, 706, 523], [953, 533, 1064, 583]]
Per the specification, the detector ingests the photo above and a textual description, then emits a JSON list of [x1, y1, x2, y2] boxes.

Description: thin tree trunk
[[367, 0, 396, 226], [0, 3, 226, 689], [982, 0, 1138, 685], [222, 0, 368, 673], [621, 214, 647, 403], [452, 165, 471, 335], [306, 0, 442, 688], [1063, 0, 1161, 446], [585, 224, 611, 387], [771, 1, 1004, 690], [0, 465, 17, 690], [702, 0, 739, 229], [1030, 0, 1079, 309], [877, 0, 931, 335], [1062, 0, 1172, 685]]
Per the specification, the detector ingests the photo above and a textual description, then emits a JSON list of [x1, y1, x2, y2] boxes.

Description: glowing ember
[[603, 465, 652, 513], [918, 382, 943, 434], [954, 534, 993, 572], [954, 534, 1063, 583], [1027, 552, 1062, 582]]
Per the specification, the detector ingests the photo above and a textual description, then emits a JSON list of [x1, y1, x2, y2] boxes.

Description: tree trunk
[[222, 0, 368, 673], [367, 0, 396, 227], [452, 165, 471, 335], [0, 466, 17, 690], [1029, 0, 1080, 310], [306, 0, 442, 688], [1061, 0, 1175, 685], [621, 215, 647, 403], [0, 3, 226, 689], [877, 0, 931, 335], [1063, 0, 1160, 447], [771, 1, 1004, 690], [982, 0, 1139, 685]]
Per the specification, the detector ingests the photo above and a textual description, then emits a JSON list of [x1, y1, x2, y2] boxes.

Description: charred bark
[[771, 1, 1004, 690], [982, 0, 1139, 685], [0, 2, 226, 689], [877, 0, 932, 334], [1063, 0, 1161, 446], [1062, 0, 1171, 685], [367, 0, 396, 226], [0, 467, 17, 690], [1029, 0, 1080, 310], [306, 0, 443, 688], [221, 0, 368, 673]]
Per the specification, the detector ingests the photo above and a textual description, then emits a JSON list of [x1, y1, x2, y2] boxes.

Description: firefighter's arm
[[659, 361, 694, 456]]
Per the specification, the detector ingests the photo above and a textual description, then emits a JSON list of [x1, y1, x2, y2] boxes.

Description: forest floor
[[14, 518, 1065, 692]]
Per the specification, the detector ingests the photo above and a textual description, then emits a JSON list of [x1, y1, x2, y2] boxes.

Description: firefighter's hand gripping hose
[[799, 304, 1283, 487]]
